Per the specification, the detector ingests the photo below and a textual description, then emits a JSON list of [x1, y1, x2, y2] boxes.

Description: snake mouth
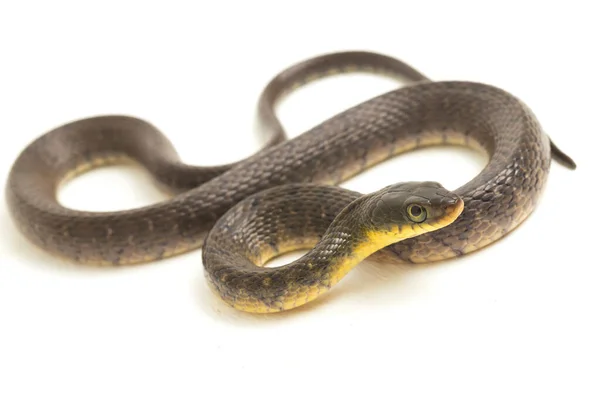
[[433, 197, 464, 228], [411, 196, 464, 236]]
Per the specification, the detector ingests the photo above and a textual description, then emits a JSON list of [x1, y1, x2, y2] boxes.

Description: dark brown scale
[[5, 51, 575, 305]]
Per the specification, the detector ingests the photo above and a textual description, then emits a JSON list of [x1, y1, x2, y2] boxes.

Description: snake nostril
[[443, 196, 458, 206], [442, 197, 463, 214]]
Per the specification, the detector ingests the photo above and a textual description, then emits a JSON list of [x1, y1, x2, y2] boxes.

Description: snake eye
[[407, 204, 427, 223]]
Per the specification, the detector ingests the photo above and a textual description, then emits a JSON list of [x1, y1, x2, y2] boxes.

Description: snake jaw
[[354, 183, 464, 262], [368, 197, 463, 247]]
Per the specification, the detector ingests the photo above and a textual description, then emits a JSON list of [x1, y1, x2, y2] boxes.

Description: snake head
[[368, 181, 463, 236]]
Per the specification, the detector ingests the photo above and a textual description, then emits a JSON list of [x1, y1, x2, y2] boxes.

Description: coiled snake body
[[6, 51, 576, 313]]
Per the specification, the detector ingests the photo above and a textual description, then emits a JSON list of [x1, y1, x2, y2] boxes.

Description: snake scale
[[6, 51, 576, 313]]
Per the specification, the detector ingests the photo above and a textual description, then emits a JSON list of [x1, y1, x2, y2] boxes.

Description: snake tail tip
[[550, 140, 577, 170]]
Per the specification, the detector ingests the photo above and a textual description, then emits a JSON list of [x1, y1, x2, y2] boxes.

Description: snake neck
[[308, 227, 400, 288], [294, 198, 399, 287]]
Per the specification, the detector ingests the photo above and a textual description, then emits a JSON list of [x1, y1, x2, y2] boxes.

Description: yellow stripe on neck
[[327, 203, 464, 286], [327, 224, 423, 286]]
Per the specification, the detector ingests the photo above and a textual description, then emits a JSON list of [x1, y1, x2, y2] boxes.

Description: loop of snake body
[[6, 51, 576, 313]]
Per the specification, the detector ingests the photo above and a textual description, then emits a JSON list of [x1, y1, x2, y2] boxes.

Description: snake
[[6, 51, 576, 313]]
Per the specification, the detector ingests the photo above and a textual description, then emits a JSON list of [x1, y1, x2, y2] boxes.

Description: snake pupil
[[407, 204, 426, 223], [410, 205, 422, 216]]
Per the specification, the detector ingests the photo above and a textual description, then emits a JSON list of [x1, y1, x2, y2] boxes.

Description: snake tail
[[550, 139, 577, 169]]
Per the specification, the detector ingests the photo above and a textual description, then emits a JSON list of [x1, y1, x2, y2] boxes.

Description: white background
[[1, 1, 598, 399]]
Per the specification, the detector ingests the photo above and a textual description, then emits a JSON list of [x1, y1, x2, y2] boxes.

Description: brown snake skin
[[6, 51, 576, 312]]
